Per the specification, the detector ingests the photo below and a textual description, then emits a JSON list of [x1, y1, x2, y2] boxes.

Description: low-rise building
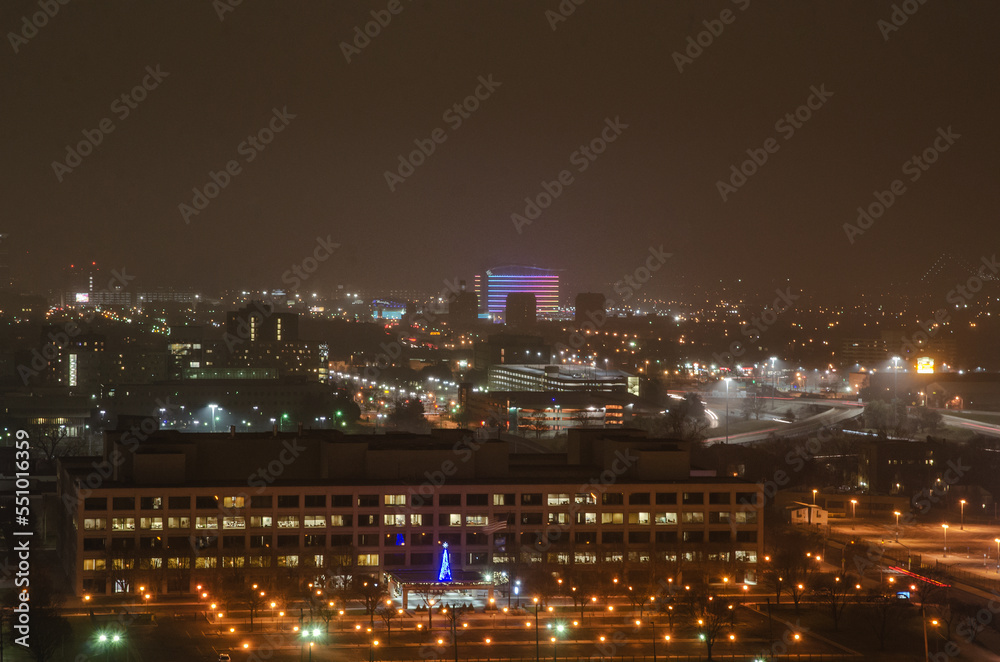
[[57, 428, 763, 598]]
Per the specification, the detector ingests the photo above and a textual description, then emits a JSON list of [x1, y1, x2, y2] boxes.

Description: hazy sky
[[3, 0, 998, 299]]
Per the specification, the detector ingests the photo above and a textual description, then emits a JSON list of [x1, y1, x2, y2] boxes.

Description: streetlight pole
[[724, 377, 730, 444], [534, 597, 540, 662], [894, 511, 901, 542], [650, 619, 657, 662], [995, 538, 999, 574], [942, 524, 949, 557], [812, 489, 818, 505], [851, 499, 858, 531], [960, 500, 966, 530], [892, 356, 899, 401], [209, 404, 218, 433], [770, 357, 777, 409]]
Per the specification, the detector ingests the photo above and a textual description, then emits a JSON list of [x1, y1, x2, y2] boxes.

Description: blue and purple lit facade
[[484, 266, 560, 317]]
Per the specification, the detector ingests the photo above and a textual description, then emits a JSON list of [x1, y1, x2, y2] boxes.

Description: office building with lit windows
[[58, 428, 762, 598]]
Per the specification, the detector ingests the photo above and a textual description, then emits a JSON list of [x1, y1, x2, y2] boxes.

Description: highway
[[704, 399, 864, 445]]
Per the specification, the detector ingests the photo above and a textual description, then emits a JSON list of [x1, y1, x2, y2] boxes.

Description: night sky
[[3, 1, 998, 299]]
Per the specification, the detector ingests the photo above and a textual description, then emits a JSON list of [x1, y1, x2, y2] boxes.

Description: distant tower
[[574, 292, 606, 326], [473, 273, 485, 314], [450, 280, 479, 326], [437, 543, 453, 582], [505, 292, 536, 328], [0, 233, 10, 290]]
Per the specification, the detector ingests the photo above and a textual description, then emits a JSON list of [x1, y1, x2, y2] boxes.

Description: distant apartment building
[[448, 281, 480, 327], [574, 292, 606, 326], [57, 428, 763, 597], [505, 292, 536, 328], [217, 304, 323, 380], [41, 330, 108, 388]]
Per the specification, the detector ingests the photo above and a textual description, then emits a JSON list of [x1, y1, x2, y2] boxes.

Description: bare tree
[[571, 410, 599, 428], [376, 602, 400, 644], [862, 589, 910, 650], [742, 391, 767, 421], [441, 603, 469, 662], [522, 411, 550, 438], [25, 608, 71, 661], [33, 426, 85, 462], [353, 575, 388, 626], [693, 591, 736, 661], [810, 572, 855, 631]]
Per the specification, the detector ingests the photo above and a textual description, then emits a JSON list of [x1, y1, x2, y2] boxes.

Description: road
[[704, 400, 864, 445], [941, 413, 1000, 437]]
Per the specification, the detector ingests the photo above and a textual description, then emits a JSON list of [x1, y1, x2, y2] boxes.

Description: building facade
[[58, 428, 763, 598]]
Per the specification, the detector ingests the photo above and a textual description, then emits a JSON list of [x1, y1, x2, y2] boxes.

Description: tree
[[762, 529, 822, 609], [916, 406, 943, 432], [315, 599, 336, 634], [810, 572, 855, 631], [571, 410, 600, 428], [246, 583, 267, 632], [693, 591, 735, 661], [665, 393, 711, 441], [521, 411, 550, 438], [864, 401, 892, 435], [862, 589, 910, 650], [353, 575, 388, 626], [388, 398, 427, 432], [742, 390, 767, 421], [376, 601, 400, 644], [559, 570, 597, 621], [32, 425, 85, 462], [414, 588, 440, 630], [25, 608, 71, 661], [761, 557, 785, 605], [441, 603, 469, 662]]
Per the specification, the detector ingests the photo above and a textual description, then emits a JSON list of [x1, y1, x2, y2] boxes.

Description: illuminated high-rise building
[[485, 266, 559, 317]]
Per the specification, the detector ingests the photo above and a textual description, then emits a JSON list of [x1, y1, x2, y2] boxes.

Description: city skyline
[[4, 3, 1000, 661]]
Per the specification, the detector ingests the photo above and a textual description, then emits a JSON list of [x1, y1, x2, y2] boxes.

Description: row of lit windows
[[81, 549, 758, 574], [86, 510, 757, 533], [81, 490, 758, 512]]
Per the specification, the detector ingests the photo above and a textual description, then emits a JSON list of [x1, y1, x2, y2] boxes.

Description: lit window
[[384, 514, 406, 527], [223, 517, 246, 529]]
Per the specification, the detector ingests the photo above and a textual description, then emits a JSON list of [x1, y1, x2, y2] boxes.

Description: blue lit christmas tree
[[437, 542, 453, 582]]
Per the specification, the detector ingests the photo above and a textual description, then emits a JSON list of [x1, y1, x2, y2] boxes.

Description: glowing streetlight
[[850, 499, 858, 530], [942, 524, 949, 557], [960, 499, 966, 530]]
